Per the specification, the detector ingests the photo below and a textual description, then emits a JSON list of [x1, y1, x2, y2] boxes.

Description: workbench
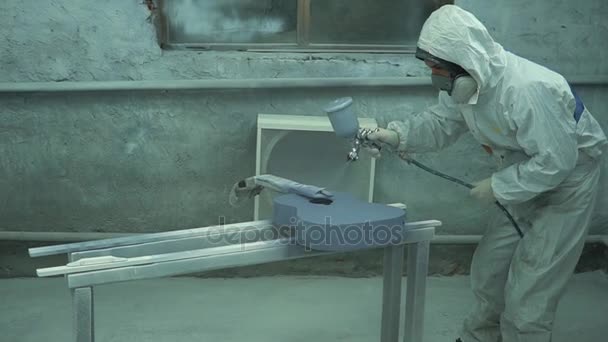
[[29, 204, 440, 342]]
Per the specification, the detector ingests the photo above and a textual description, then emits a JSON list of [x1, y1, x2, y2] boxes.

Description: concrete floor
[[1, 272, 607, 342]]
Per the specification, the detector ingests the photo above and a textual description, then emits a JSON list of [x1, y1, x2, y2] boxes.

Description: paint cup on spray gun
[[324, 97, 358, 138], [324, 97, 361, 161], [324, 97, 380, 161]]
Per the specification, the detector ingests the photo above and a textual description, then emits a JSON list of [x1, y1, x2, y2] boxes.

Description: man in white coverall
[[365, 5, 607, 342]]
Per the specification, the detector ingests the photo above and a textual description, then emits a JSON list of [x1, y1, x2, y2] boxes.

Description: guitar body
[[273, 192, 407, 251]]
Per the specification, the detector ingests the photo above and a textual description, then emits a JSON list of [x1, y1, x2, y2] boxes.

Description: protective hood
[[417, 5, 507, 104]]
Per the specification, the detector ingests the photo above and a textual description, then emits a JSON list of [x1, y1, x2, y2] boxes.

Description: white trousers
[[461, 155, 601, 342]]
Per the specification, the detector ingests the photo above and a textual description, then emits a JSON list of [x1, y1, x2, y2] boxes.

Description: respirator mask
[[415, 47, 477, 104]]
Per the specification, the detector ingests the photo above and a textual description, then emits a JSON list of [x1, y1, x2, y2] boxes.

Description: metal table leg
[[380, 245, 404, 342], [403, 240, 430, 342], [72, 287, 94, 342]]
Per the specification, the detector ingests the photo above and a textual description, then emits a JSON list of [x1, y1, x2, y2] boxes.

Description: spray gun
[[323, 97, 383, 161], [323, 97, 524, 238]]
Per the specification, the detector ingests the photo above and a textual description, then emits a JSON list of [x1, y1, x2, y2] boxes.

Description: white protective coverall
[[386, 5, 607, 342]]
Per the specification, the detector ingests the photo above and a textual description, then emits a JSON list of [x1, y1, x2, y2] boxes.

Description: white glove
[[361, 128, 400, 158], [470, 178, 496, 204]]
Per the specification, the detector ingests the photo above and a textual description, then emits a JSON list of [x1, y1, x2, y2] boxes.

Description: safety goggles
[[415, 47, 465, 75]]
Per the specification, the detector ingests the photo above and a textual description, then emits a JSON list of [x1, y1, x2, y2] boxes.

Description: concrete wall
[[1, 0, 606, 277]]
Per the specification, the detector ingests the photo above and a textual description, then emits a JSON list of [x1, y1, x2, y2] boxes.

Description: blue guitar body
[[272, 192, 407, 251]]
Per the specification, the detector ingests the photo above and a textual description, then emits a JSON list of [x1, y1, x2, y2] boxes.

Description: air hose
[[402, 157, 524, 238]]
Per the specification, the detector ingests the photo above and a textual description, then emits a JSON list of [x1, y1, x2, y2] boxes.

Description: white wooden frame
[[255, 113, 377, 220]]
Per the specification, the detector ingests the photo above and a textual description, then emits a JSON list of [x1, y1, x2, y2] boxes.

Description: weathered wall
[[0, 0, 606, 277]]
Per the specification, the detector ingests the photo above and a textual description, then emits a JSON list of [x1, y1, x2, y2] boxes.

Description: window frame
[[158, 0, 418, 53]]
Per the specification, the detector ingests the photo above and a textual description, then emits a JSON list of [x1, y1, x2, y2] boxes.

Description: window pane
[[309, 0, 438, 45], [162, 0, 298, 44]]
